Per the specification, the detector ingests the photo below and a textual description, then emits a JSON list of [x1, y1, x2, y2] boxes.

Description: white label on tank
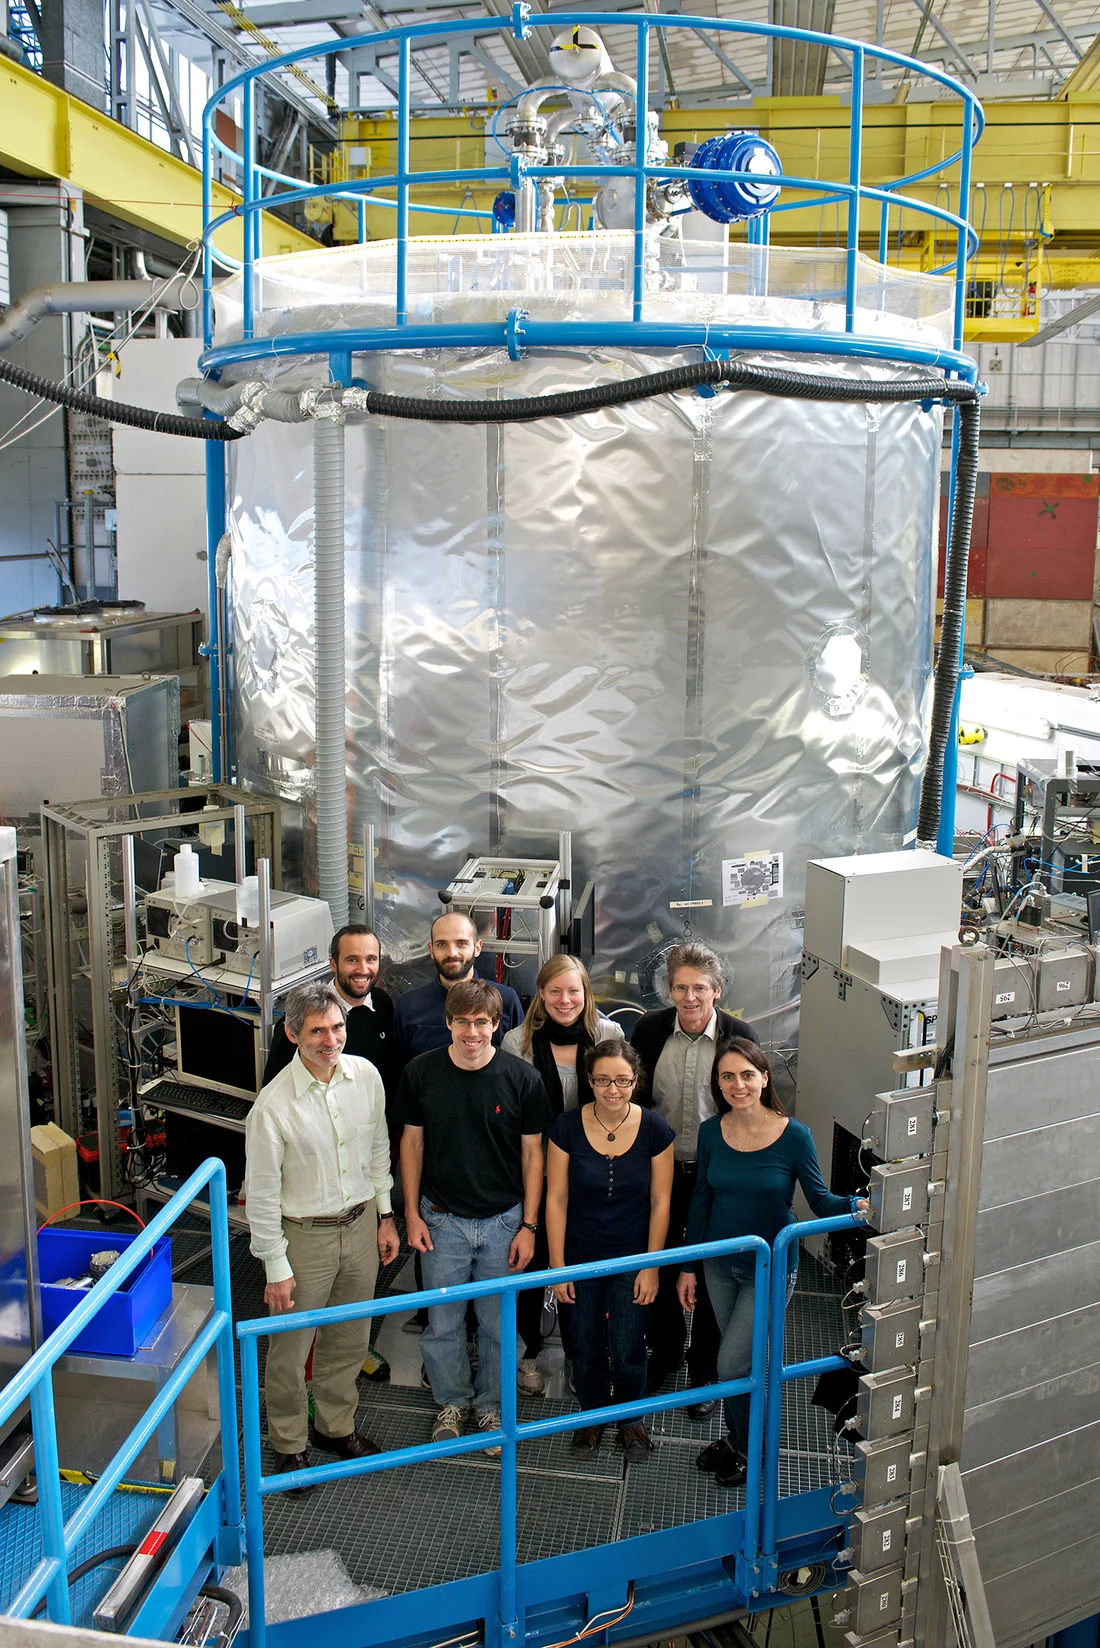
[[882, 1530, 892, 1552], [995, 991, 1016, 1004], [895, 1331, 906, 1348], [896, 1259, 908, 1283], [902, 1187, 913, 1210], [907, 1116, 918, 1136], [892, 1394, 904, 1418], [880, 1592, 891, 1611], [887, 1464, 898, 1482], [1057, 979, 1071, 991]]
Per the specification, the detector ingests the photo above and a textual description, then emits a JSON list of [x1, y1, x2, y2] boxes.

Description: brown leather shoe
[[619, 1422, 654, 1463], [271, 1449, 318, 1495], [309, 1427, 382, 1461], [570, 1425, 605, 1459]]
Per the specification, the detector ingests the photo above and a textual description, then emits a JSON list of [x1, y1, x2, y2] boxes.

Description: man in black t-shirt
[[263, 925, 397, 1102], [396, 977, 551, 1454]]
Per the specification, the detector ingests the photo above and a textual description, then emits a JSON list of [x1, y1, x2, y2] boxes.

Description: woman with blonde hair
[[502, 955, 623, 1392]]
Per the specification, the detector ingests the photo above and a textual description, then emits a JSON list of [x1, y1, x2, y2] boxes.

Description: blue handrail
[[1, 1162, 243, 1624], [200, 9, 981, 357], [237, 1233, 772, 1648]]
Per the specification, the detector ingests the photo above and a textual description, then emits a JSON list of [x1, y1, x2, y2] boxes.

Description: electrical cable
[[0, 354, 244, 439], [29, 1545, 138, 1615]]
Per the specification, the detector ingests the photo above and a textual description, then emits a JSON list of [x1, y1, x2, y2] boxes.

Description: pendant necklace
[[592, 1103, 622, 1143]]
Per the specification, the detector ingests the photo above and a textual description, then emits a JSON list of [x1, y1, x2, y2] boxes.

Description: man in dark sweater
[[397, 977, 551, 1453], [392, 911, 523, 1067], [631, 942, 759, 1412], [263, 925, 396, 1100]]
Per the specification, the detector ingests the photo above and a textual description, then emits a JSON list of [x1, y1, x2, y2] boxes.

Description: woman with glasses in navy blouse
[[546, 1040, 674, 1464]]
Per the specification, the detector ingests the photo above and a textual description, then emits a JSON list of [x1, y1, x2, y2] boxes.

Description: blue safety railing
[[237, 1215, 862, 1647], [0, 1162, 243, 1625], [199, 9, 983, 369]]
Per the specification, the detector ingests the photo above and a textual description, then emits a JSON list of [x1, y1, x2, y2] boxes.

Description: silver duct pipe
[[312, 407, 349, 930], [0, 276, 200, 351], [176, 375, 316, 431]]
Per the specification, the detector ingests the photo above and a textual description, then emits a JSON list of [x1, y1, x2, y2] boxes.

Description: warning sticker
[[722, 852, 783, 909]]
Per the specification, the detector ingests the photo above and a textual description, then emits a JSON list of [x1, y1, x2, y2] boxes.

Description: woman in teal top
[[676, 1037, 866, 1489]]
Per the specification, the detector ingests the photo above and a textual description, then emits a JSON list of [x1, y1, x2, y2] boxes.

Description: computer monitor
[[173, 1003, 264, 1100], [1088, 890, 1100, 944]]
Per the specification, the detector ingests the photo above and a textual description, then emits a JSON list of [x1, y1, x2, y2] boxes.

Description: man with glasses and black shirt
[[631, 943, 759, 1410], [396, 978, 551, 1453]]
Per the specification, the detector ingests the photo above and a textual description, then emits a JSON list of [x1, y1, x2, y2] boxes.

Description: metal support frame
[[40, 785, 281, 1201]]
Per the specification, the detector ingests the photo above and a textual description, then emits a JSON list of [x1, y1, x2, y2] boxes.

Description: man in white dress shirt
[[245, 981, 399, 1488]]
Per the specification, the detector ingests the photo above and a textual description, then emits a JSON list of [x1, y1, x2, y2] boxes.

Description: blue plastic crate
[[37, 1230, 172, 1357]]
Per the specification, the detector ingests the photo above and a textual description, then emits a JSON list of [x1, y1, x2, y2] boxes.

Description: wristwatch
[[521, 1221, 539, 1234]]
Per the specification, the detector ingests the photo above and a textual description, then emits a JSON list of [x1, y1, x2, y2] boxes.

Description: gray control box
[[857, 1367, 916, 1439], [1036, 947, 1091, 1011], [860, 1300, 922, 1372], [855, 1435, 912, 1506], [850, 1501, 909, 1574], [845, 1566, 904, 1634], [990, 955, 1033, 1020], [863, 1089, 934, 1160], [868, 1163, 930, 1235], [865, 1230, 926, 1304]]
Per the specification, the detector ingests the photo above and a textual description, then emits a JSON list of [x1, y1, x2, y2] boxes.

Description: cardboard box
[[31, 1123, 79, 1223]]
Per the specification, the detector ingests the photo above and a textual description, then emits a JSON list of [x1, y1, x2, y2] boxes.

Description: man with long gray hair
[[245, 980, 399, 1488]]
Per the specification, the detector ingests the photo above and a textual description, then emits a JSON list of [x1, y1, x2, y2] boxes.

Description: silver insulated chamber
[[219, 234, 946, 1018]]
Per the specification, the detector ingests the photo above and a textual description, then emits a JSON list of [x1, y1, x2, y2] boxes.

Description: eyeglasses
[[451, 1017, 494, 1031], [591, 1075, 636, 1089], [670, 984, 715, 998]]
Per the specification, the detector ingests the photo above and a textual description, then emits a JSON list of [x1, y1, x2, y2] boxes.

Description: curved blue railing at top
[[200, 8, 983, 373], [236, 1213, 862, 1648], [0, 1161, 243, 1626]]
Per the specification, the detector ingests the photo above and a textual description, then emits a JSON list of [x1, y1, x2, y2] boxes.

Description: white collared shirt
[[244, 1051, 393, 1283], [651, 1010, 720, 1163]]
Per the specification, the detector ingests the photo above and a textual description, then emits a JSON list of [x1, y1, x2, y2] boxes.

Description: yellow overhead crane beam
[[0, 54, 314, 259]]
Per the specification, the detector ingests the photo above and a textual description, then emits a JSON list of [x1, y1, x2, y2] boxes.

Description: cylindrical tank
[[222, 235, 945, 1017]]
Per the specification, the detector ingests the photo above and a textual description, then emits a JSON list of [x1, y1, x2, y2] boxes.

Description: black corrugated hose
[[0, 354, 245, 439], [0, 343, 977, 845]]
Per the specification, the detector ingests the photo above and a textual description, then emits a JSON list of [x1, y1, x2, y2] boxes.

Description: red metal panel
[[937, 496, 988, 596], [988, 487, 1100, 556], [984, 539, 1096, 599]]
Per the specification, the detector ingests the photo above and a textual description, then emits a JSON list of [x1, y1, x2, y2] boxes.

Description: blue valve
[[688, 132, 782, 223]]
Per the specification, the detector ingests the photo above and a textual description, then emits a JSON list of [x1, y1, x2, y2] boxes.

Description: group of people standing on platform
[[244, 912, 865, 1496]]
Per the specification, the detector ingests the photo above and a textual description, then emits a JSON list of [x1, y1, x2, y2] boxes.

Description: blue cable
[[185, 936, 224, 1003]]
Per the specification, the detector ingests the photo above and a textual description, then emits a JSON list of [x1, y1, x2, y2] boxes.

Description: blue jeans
[[704, 1256, 796, 1456], [419, 1198, 521, 1414], [570, 1272, 648, 1418]]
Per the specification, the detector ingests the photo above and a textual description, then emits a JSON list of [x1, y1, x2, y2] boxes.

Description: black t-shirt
[[548, 1105, 674, 1264], [395, 1047, 553, 1219]]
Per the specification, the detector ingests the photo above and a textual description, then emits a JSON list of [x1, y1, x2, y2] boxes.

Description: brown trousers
[[264, 1203, 379, 1454]]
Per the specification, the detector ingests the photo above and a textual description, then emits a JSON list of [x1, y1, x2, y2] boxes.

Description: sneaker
[[361, 1346, 390, 1382], [517, 1358, 545, 1395], [618, 1422, 654, 1463], [431, 1404, 467, 1444], [478, 1409, 502, 1457]]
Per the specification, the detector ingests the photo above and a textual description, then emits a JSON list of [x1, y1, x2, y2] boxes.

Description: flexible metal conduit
[[313, 409, 350, 930]]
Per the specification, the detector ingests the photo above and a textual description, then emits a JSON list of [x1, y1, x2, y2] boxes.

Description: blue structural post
[[204, 433, 227, 782], [878, 200, 889, 265], [209, 1162, 243, 1563], [632, 21, 649, 324], [396, 39, 410, 325], [937, 663, 973, 858], [239, 1332, 267, 1648], [27, 1379, 69, 1623], [242, 77, 256, 340], [499, 1288, 519, 1645], [738, 1240, 771, 1591], [845, 46, 864, 333]]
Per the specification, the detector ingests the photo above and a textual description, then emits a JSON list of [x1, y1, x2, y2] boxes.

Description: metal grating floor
[[245, 1247, 856, 1601], [0, 1480, 166, 1625]]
